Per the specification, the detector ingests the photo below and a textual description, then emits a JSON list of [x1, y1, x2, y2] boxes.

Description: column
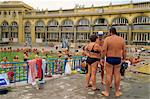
[[45, 26, 48, 45], [90, 25, 93, 35], [128, 24, 132, 44], [31, 24, 35, 43], [141, 33, 143, 41], [22, 24, 25, 42], [9, 26, 11, 42], [58, 25, 61, 42], [73, 25, 76, 43], [18, 14, 24, 43]]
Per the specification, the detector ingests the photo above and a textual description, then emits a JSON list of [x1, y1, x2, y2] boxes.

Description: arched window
[[48, 20, 58, 26], [25, 21, 31, 27], [62, 19, 74, 31], [12, 21, 18, 26], [133, 16, 150, 24], [94, 18, 108, 25], [35, 20, 45, 42], [2, 21, 8, 26], [35, 20, 45, 32], [47, 20, 59, 41], [25, 21, 31, 33], [11, 21, 18, 39], [112, 17, 128, 25], [93, 18, 108, 32], [2, 21, 9, 31], [77, 18, 90, 31], [62, 19, 73, 26], [1, 21, 9, 41], [11, 21, 18, 32], [132, 16, 150, 30], [76, 18, 90, 42], [78, 18, 90, 25], [47, 20, 59, 31], [36, 20, 45, 27]]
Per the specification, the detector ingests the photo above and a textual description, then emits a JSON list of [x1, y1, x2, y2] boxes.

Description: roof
[[0, 1, 33, 10]]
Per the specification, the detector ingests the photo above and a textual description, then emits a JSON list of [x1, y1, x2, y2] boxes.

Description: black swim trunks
[[86, 57, 100, 65], [106, 57, 121, 65]]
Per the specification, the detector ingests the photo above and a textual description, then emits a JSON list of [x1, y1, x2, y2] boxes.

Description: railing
[[24, 7, 150, 18], [0, 56, 82, 84], [132, 25, 150, 30], [0, 62, 28, 83]]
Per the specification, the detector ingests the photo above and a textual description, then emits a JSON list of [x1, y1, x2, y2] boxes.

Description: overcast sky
[[1, 0, 150, 10]]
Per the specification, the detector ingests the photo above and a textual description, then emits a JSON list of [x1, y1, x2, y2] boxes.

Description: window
[[78, 19, 90, 25], [112, 17, 128, 25], [94, 18, 107, 25], [48, 20, 58, 26], [62, 19, 73, 26], [4, 11, 7, 16], [133, 16, 150, 24]]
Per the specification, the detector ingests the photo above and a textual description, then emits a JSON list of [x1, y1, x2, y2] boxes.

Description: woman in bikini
[[85, 34, 102, 91]]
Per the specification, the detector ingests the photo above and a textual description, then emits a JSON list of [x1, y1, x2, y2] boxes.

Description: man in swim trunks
[[102, 27, 126, 97]]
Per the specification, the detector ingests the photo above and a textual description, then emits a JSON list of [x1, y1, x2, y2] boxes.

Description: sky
[[0, 0, 150, 10]]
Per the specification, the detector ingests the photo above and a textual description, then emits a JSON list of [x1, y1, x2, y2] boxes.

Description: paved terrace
[[0, 68, 149, 99]]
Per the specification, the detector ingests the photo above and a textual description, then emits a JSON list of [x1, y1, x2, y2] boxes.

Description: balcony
[[11, 27, 18, 32], [47, 27, 59, 31], [132, 25, 150, 30], [24, 6, 150, 18], [2, 27, 9, 32], [77, 26, 90, 31], [112, 26, 129, 31], [62, 27, 74, 31], [35, 27, 45, 32], [93, 26, 108, 31], [25, 27, 31, 32]]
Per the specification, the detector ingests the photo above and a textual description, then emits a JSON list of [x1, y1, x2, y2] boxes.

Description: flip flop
[[101, 91, 109, 97], [92, 88, 100, 91], [85, 84, 92, 88]]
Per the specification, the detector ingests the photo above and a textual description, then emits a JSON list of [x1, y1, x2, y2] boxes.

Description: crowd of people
[[0, 27, 147, 96], [81, 27, 126, 97]]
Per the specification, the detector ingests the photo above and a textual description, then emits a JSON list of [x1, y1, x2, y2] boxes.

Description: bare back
[[103, 35, 126, 58], [86, 42, 102, 58]]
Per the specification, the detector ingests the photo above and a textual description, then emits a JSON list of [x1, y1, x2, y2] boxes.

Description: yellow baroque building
[[0, 1, 150, 45]]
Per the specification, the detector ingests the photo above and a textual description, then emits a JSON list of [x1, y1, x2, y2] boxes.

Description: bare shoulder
[[104, 36, 110, 41]]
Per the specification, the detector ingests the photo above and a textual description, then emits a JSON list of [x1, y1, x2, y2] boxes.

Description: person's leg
[[101, 62, 113, 96], [91, 61, 98, 90], [86, 64, 91, 87], [110, 69, 114, 88], [101, 64, 105, 84], [114, 64, 122, 97]]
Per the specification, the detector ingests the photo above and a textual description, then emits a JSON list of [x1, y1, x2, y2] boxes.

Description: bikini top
[[88, 44, 100, 54]]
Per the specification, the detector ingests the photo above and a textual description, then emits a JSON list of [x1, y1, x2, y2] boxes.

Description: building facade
[[0, 1, 150, 45]]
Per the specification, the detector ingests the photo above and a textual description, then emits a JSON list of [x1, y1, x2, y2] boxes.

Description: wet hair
[[109, 27, 117, 35], [89, 34, 98, 42]]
